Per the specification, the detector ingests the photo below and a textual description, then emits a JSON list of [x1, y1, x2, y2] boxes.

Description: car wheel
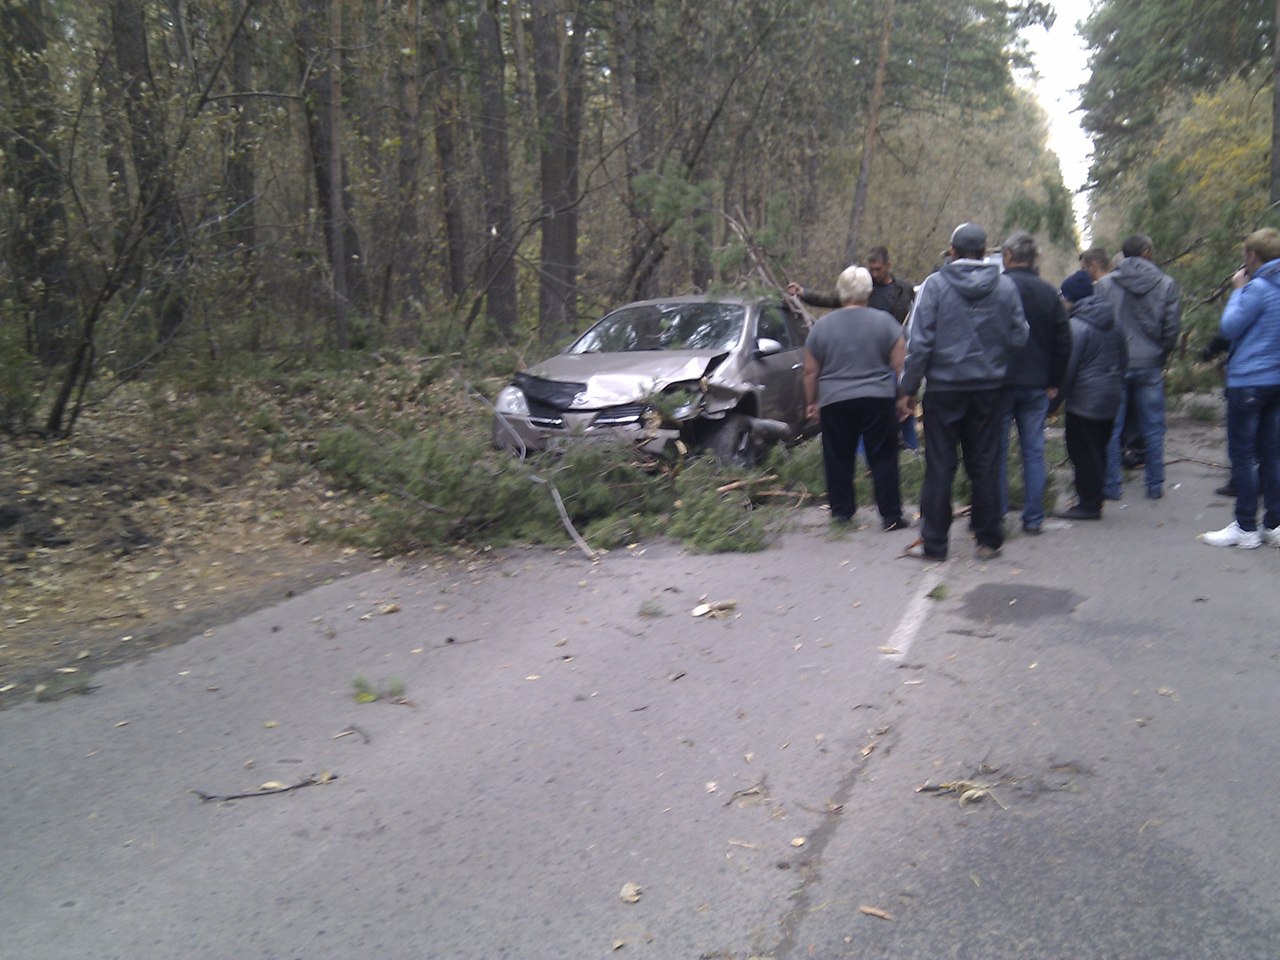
[[708, 412, 757, 467]]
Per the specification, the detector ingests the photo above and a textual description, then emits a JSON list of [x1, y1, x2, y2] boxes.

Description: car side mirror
[[755, 337, 784, 358]]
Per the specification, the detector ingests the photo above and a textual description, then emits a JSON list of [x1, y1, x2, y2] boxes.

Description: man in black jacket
[[787, 247, 914, 324], [788, 246, 918, 448], [997, 231, 1073, 535]]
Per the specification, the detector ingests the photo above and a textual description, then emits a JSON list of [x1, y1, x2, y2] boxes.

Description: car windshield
[[568, 302, 746, 354]]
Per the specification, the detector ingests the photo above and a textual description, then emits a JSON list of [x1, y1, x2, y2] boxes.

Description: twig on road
[[193, 773, 337, 803]]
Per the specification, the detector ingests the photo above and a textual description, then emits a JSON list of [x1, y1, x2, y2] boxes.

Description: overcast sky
[[1018, 0, 1095, 239]]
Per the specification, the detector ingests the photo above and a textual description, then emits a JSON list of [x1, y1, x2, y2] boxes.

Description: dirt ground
[[0, 390, 381, 710]]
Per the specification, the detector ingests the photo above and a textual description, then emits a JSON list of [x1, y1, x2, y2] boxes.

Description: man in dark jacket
[[1096, 234, 1182, 499], [898, 222, 1029, 560], [997, 231, 1073, 535], [1053, 270, 1128, 519], [788, 247, 914, 324]]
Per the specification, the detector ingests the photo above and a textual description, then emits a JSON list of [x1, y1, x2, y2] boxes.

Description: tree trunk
[[474, 0, 518, 339], [531, 0, 584, 343], [428, 10, 468, 301], [613, 0, 661, 301], [225, 0, 257, 260], [846, 0, 895, 264], [0, 0, 74, 365], [390, 0, 423, 309], [296, 0, 367, 346], [111, 0, 189, 344]]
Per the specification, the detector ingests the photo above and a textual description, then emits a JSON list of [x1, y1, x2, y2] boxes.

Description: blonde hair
[[1245, 227, 1280, 264]]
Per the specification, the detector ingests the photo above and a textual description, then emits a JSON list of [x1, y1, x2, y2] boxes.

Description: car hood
[[527, 351, 726, 407]]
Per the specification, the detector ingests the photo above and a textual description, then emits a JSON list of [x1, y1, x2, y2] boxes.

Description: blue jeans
[[998, 386, 1048, 528], [1226, 384, 1280, 531], [1105, 367, 1166, 497]]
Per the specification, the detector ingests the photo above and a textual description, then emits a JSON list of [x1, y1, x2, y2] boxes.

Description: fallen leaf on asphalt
[[260, 781, 287, 790], [619, 882, 642, 904], [380, 603, 401, 615], [861, 741, 877, 759], [706, 782, 718, 794], [1157, 687, 1177, 700], [859, 905, 894, 921], [790, 837, 806, 847], [611, 940, 626, 951], [264, 720, 278, 728], [691, 599, 737, 618], [878, 646, 900, 655], [525, 675, 541, 681]]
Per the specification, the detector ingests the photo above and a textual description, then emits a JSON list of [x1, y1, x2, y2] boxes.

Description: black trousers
[[819, 396, 902, 524], [1066, 412, 1113, 513], [919, 388, 1003, 555]]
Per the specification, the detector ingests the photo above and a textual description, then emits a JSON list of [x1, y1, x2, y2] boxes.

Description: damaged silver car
[[492, 295, 812, 465]]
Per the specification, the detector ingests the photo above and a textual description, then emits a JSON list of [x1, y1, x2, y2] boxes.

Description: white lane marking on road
[[882, 570, 943, 661]]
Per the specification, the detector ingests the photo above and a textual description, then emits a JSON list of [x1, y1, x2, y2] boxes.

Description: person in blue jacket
[[1201, 227, 1280, 549]]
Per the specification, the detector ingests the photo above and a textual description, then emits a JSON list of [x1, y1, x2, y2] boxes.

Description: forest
[[1, 0, 1086, 435], [3, 0, 1277, 440]]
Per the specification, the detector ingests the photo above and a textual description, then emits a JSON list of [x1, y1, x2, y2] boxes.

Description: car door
[[750, 300, 806, 428]]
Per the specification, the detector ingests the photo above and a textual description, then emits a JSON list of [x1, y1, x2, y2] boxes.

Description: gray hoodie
[[1094, 256, 1181, 370], [901, 259, 1028, 395], [1057, 294, 1128, 420]]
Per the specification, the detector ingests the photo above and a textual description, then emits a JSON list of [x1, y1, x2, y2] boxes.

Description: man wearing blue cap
[[898, 222, 1029, 560]]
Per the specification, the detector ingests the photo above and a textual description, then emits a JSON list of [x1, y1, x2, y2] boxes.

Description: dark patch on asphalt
[[957, 583, 1084, 624]]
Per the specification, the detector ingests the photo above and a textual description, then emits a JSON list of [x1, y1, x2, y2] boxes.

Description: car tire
[[708, 412, 757, 467]]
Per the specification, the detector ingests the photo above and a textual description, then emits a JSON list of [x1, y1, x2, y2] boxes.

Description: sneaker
[[1055, 504, 1101, 520], [1201, 522, 1262, 549], [1021, 522, 1042, 536], [974, 544, 1001, 560], [1146, 488, 1163, 500], [1261, 525, 1280, 547], [1103, 489, 1122, 501], [1215, 482, 1236, 498], [904, 540, 945, 561], [882, 517, 911, 531]]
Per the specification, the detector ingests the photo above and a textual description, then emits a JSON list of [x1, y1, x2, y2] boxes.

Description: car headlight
[[494, 384, 530, 417]]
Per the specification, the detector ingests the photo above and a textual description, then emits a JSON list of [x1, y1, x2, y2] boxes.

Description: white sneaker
[[1201, 522, 1262, 549], [1262, 525, 1280, 547]]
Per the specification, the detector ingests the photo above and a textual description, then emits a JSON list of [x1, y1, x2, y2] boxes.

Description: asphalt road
[[3, 413, 1279, 960]]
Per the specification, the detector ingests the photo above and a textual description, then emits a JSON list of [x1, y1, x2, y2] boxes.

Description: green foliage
[[1003, 176, 1079, 248], [638, 598, 668, 619], [1103, 76, 1276, 357], [666, 462, 770, 553], [352, 674, 406, 703], [1080, 0, 1273, 186]]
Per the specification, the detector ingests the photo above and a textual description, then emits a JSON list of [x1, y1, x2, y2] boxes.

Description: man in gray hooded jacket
[[1096, 233, 1182, 499], [898, 222, 1029, 560]]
